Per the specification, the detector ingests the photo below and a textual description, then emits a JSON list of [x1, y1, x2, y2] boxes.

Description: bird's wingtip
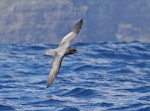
[[46, 82, 51, 88], [46, 85, 49, 88], [80, 19, 83, 22], [73, 19, 83, 33], [79, 19, 83, 25]]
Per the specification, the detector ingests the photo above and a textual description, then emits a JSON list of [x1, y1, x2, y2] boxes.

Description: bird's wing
[[47, 53, 64, 88], [59, 19, 83, 48]]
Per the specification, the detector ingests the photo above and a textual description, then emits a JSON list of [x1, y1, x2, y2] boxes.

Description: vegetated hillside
[[0, 0, 150, 43]]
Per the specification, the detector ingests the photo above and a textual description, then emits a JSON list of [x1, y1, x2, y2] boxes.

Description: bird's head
[[70, 48, 78, 54], [66, 48, 78, 55]]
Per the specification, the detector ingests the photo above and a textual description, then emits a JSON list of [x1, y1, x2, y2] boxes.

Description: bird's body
[[46, 19, 83, 88]]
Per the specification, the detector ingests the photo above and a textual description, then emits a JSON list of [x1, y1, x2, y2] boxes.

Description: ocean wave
[[0, 41, 150, 111]]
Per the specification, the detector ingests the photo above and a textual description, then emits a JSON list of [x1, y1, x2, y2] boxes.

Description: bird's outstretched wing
[[59, 19, 83, 48], [47, 54, 64, 88]]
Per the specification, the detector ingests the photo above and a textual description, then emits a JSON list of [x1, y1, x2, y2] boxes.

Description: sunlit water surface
[[0, 41, 150, 111]]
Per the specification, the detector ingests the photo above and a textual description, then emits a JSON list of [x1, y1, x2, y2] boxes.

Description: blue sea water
[[0, 41, 150, 111]]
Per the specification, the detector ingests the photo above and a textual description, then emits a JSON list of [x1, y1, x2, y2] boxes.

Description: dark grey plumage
[[46, 19, 83, 88]]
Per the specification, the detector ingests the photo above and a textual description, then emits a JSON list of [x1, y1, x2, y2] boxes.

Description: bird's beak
[[76, 50, 78, 54]]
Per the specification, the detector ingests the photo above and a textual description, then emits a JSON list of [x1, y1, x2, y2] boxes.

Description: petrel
[[45, 19, 83, 88]]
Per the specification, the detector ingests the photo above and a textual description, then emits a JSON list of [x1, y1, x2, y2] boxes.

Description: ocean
[[0, 41, 150, 111]]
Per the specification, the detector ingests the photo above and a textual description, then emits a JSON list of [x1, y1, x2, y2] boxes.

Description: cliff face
[[0, 0, 150, 44]]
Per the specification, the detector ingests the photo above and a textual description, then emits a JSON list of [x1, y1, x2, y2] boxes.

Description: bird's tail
[[45, 49, 56, 55]]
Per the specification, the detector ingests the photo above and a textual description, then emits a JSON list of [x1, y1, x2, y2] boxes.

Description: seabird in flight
[[45, 19, 83, 88]]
